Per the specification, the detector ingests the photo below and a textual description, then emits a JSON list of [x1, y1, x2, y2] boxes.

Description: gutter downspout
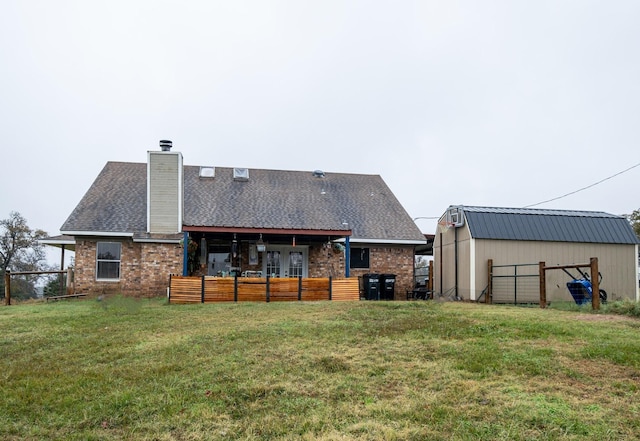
[[454, 226, 458, 299]]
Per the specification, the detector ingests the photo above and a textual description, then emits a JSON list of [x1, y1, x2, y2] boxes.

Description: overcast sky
[[1, 1, 639, 265]]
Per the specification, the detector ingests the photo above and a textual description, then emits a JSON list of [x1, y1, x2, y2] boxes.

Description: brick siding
[[75, 239, 413, 299], [74, 239, 182, 297], [309, 243, 415, 300]]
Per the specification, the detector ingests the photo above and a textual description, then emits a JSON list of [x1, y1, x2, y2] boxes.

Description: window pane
[[289, 251, 303, 277], [266, 251, 281, 277], [97, 261, 120, 279], [96, 242, 121, 280], [350, 247, 369, 269], [97, 242, 121, 260]]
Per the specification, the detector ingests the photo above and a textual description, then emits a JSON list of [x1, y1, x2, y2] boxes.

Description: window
[[266, 250, 281, 277], [96, 242, 121, 280], [350, 247, 370, 269], [288, 251, 303, 277]]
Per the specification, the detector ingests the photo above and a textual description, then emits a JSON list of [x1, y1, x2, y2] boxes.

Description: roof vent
[[233, 168, 249, 181], [313, 170, 325, 178], [159, 140, 172, 151]]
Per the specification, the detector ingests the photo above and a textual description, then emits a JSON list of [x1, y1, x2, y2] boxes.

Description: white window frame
[[263, 246, 308, 278], [96, 241, 122, 281]]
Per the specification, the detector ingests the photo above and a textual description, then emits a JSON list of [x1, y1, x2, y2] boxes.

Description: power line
[[524, 161, 640, 208]]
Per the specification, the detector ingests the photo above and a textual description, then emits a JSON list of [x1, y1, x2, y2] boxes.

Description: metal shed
[[433, 206, 640, 303]]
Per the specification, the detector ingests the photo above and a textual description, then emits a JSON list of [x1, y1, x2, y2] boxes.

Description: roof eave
[[335, 238, 427, 245], [183, 226, 351, 236], [61, 230, 135, 238]]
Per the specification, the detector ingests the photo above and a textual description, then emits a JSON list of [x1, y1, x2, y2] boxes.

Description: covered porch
[[181, 226, 352, 279]]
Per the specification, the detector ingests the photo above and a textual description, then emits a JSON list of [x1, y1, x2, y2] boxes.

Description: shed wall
[[434, 229, 638, 302], [473, 240, 638, 302], [433, 224, 471, 299]]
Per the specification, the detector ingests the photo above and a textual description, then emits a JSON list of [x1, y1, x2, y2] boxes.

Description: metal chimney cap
[[159, 140, 172, 151]]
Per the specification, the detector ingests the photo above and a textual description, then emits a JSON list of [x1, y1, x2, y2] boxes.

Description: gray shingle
[[62, 162, 425, 242], [61, 162, 147, 233], [184, 166, 424, 241]]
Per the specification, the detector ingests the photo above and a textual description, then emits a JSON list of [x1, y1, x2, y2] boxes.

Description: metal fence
[[488, 262, 540, 305]]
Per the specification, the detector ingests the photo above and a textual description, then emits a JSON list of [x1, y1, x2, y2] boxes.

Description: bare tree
[[0, 212, 48, 299]]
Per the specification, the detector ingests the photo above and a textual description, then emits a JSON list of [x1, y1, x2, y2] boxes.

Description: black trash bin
[[380, 274, 396, 300], [362, 274, 381, 300]]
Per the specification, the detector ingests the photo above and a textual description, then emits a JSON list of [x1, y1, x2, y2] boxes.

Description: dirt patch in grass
[[573, 314, 637, 322]]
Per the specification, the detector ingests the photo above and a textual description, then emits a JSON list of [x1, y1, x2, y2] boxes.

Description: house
[[52, 141, 426, 297], [433, 205, 640, 303]]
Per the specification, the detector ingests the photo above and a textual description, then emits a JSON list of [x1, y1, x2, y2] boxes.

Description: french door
[[264, 246, 308, 278]]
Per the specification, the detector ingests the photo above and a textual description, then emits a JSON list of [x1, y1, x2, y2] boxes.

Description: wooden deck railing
[[169, 275, 360, 304]]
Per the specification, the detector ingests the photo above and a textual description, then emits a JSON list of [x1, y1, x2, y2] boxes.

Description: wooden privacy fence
[[169, 275, 360, 304]]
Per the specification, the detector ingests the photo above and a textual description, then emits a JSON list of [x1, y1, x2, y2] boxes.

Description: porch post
[[182, 231, 189, 276], [345, 235, 350, 278], [59, 244, 66, 297]]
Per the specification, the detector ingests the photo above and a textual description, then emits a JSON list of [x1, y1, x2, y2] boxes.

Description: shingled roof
[[62, 161, 425, 243], [61, 162, 146, 234], [460, 206, 639, 244]]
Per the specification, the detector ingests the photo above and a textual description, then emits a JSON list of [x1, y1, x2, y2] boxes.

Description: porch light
[[257, 234, 266, 252]]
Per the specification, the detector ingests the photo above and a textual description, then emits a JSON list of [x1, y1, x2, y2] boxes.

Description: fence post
[[590, 257, 600, 311], [265, 276, 270, 303], [234, 276, 238, 302], [4, 270, 10, 306], [298, 276, 302, 301], [486, 259, 493, 304], [539, 262, 546, 309], [329, 276, 332, 301], [514, 264, 518, 305], [201, 276, 205, 304]]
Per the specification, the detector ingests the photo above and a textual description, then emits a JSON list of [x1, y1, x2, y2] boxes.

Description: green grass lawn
[[1, 298, 639, 440]]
